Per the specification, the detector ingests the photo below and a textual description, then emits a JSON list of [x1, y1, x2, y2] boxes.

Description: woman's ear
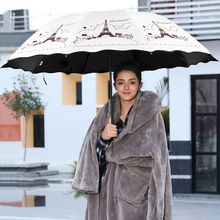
[[138, 82, 143, 90], [113, 83, 116, 89]]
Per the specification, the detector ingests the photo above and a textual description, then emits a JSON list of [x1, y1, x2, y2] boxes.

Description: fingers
[[109, 117, 111, 124], [106, 124, 117, 138], [101, 123, 117, 140]]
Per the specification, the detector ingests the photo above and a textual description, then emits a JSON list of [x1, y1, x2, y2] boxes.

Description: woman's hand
[[101, 118, 117, 140]]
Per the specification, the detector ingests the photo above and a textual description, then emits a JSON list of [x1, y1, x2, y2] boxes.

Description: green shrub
[[65, 161, 77, 178]]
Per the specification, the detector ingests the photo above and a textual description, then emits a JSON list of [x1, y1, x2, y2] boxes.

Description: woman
[[72, 59, 172, 220]]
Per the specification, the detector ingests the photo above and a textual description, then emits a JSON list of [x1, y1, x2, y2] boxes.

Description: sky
[[1, 0, 138, 16], [1, 0, 138, 29]]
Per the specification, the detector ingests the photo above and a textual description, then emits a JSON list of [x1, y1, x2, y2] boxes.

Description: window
[[34, 115, 44, 148], [22, 109, 44, 148], [62, 73, 82, 105], [76, 82, 82, 105]]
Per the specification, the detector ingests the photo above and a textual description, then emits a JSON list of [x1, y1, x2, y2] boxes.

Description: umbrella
[[2, 10, 217, 122], [2, 10, 217, 73]]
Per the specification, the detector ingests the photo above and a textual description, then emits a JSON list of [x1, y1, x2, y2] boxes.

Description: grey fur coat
[[72, 90, 172, 220]]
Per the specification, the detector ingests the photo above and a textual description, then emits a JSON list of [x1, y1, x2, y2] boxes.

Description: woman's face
[[114, 70, 142, 103]]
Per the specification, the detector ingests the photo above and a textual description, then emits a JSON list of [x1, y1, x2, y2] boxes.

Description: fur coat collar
[[72, 90, 172, 220]]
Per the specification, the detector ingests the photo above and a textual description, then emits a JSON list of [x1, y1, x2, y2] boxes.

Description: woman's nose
[[124, 82, 129, 90]]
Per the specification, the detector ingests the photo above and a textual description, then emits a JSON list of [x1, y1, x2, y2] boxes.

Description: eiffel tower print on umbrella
[[41, 25, 64, 44], [97, 20, 114, 38], [152, 21, 174, 39]]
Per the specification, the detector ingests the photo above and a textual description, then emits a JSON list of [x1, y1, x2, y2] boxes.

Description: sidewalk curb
[[0, 172, 73, 186], [173, 193, 220, 201]]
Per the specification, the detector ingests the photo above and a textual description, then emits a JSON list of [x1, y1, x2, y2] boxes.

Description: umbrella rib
[[176, 51, 188, 67], [33, 56, 45, 74], [127, 11, 152, 52], [82, 53, 90, 74]]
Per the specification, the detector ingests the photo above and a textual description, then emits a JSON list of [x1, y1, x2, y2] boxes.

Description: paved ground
[[0, 173, 220, 220], [173, 194, 220, 220]]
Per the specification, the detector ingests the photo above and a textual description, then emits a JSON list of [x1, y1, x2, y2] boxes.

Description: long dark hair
[[113, 59, 142, 84]]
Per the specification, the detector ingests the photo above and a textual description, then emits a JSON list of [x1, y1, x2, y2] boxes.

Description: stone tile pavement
[[0, 173, 219, 220]]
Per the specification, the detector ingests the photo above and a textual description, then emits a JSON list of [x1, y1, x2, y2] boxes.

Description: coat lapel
[[106, 90, 162, 153]]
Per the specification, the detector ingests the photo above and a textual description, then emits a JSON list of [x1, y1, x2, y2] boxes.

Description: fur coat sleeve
[[72, 101, 109, 194], [146, 113, 172, 220]]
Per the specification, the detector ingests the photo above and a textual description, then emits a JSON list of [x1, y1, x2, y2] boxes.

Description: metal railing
[[0, 1, 219, 40], [149, 0, 220, 40]]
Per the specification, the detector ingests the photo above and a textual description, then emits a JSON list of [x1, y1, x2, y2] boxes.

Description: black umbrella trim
[[2, 50, 217, 74]]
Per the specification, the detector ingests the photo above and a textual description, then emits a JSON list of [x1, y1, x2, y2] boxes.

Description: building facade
[[138, 0, 220, 194]]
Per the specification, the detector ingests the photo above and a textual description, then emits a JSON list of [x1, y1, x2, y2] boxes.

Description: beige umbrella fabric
[[2, 10, 217, 74]]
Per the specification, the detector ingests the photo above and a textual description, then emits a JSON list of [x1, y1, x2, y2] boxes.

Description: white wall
[[169, 40, 220, 141], [0, 52, 97, 171], [141, 68, 168, 107], [34, 73, 97, 169]]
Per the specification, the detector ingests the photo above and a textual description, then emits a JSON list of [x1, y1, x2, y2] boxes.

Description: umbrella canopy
[[2, 10, 217, 74]]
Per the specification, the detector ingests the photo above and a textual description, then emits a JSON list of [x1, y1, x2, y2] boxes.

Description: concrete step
[[0, 162, 49, 172], [0, 178, 48, 187], [0, 170, 59, 178]]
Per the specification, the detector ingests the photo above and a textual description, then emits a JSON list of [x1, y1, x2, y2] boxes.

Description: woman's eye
[[130, 81, 136, 84], [118, 82, 123, 85]]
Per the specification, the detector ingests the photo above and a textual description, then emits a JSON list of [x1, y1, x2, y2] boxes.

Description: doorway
[[191, 75, 220, 194]]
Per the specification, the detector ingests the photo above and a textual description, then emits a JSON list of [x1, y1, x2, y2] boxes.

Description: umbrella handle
[[109, 51, 114, 157], [109, 51, 114, 125]]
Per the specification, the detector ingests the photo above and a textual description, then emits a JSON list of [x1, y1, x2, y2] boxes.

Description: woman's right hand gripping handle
[[101, 117, 117, 140]]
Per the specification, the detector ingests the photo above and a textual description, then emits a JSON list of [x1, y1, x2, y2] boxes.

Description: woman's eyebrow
[[116, 78, 137, 81]]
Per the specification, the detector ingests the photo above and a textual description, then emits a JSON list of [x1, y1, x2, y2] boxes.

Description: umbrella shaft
[[109, 51, 114, 124]]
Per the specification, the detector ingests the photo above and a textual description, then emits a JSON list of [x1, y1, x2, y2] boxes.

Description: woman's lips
[[123, 92, 131, 95]]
